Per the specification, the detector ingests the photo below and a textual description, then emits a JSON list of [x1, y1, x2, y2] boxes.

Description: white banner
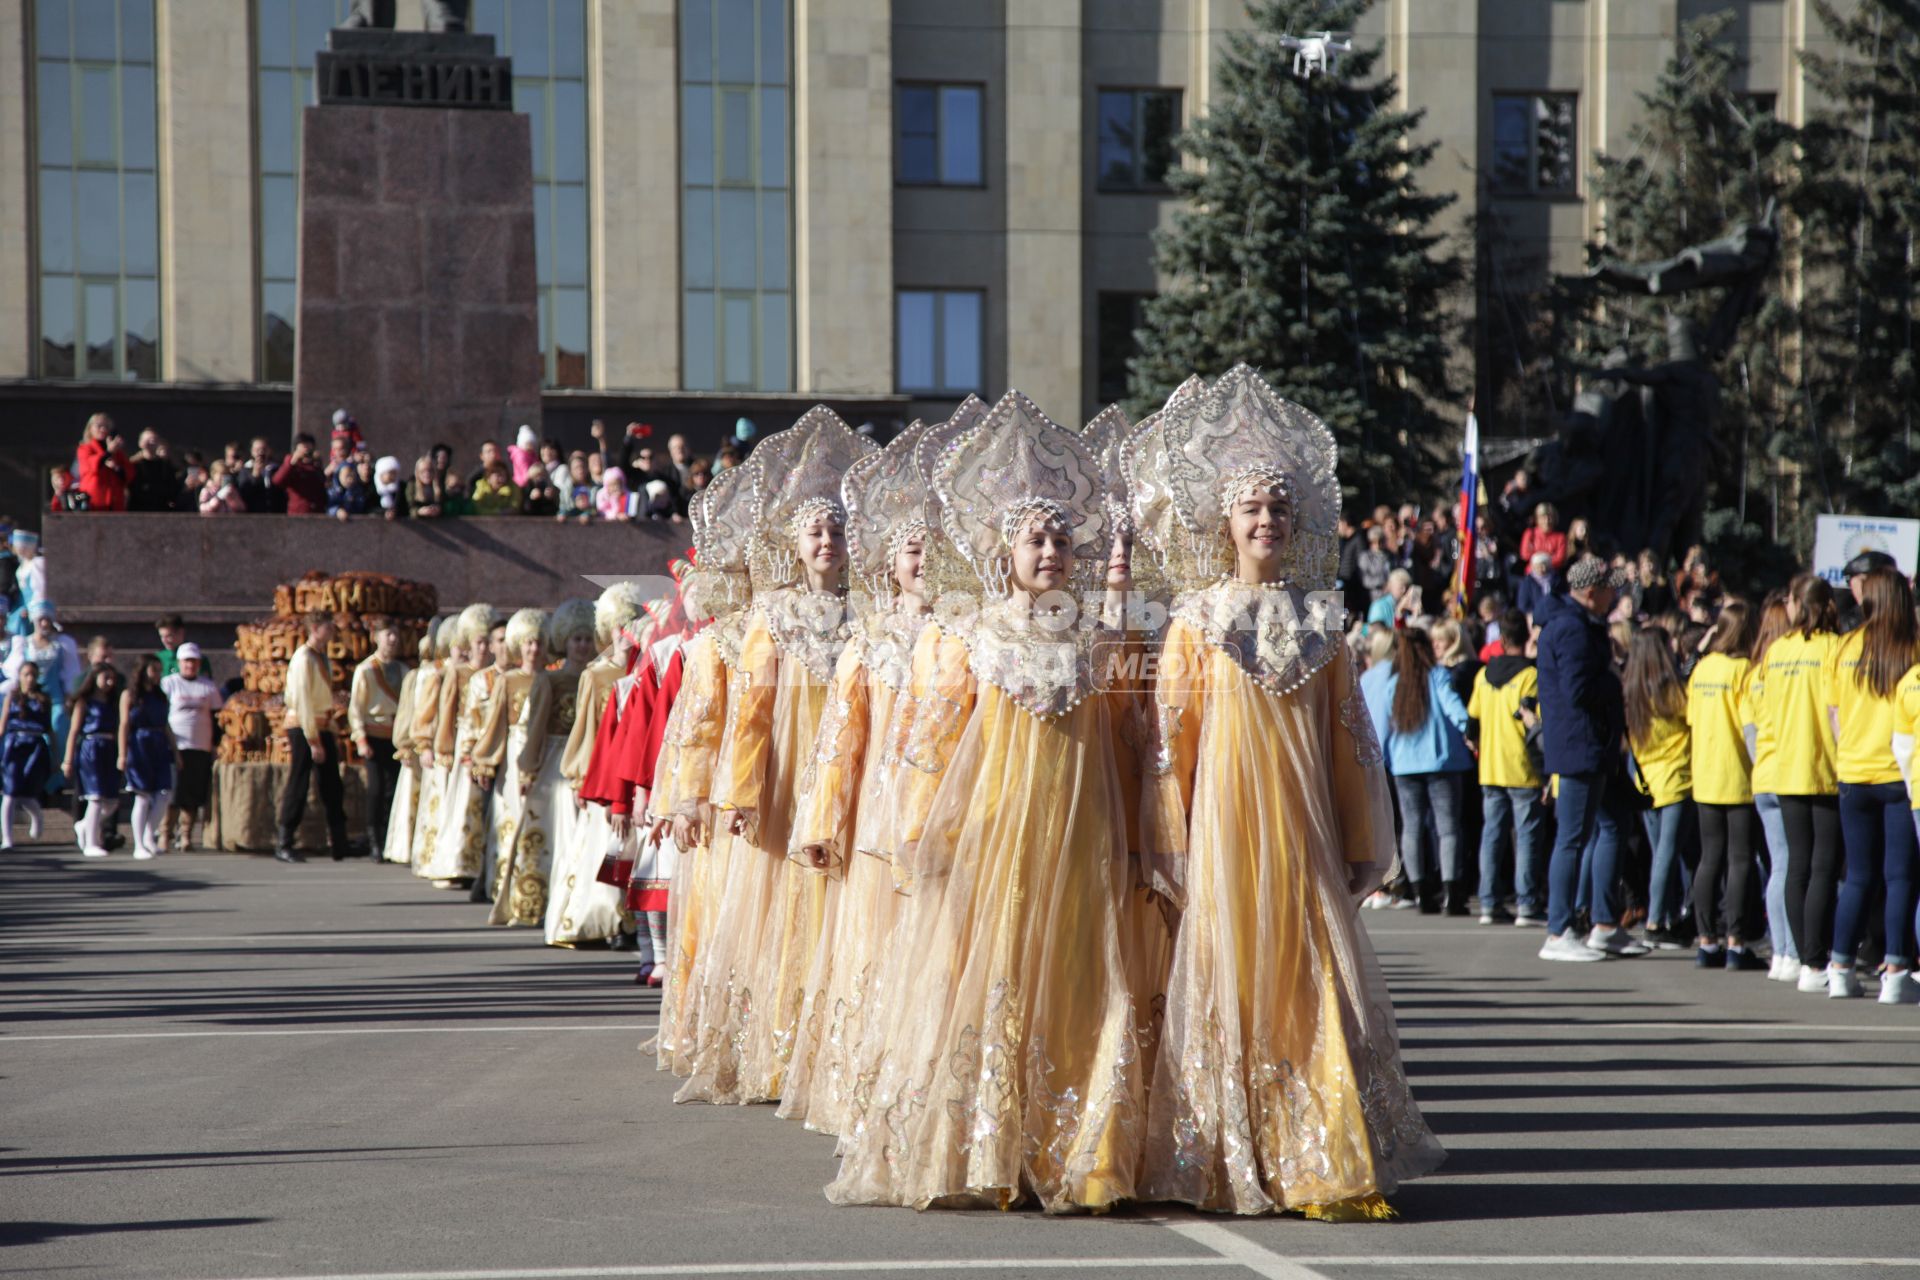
[[1812, 514, 1920, 586]]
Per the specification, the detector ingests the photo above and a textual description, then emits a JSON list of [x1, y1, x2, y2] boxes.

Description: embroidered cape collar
[[756, 585, 853, 684], [959, 596, 1107, 719], [853, 606, 931, 694], [1171, 579, 1339, 698]]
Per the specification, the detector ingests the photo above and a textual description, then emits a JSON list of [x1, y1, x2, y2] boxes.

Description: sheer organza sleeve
[[652, 638, 725, 821], [790, 641, 870, 875], [890, 625, 976, 873], [516, 674, 553, 779], [390, 672, 418, 764], [468, 676, 511, 786], [409, 668, 441, 758], [1325, 643, 1393, 885], [1139, 620, 1202, 909], [712, 614, 777, 834]]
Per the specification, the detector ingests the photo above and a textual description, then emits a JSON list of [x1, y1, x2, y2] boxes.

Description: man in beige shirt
[[350, 619, 407, 862], [276, 611, 350, 863]]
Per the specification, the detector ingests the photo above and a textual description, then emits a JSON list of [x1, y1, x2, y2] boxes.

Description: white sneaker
[[1362, 892, 1392, 910], [1540, 932, 1609, 962], [1827, 966, 1863, 999], [133, 847, 156, 861], [82, 846, 109, 858], [1767, 954, 1785, 980], [1387, 896, 1417, 910], [1772, 957, 1803, 983], [0, 837, 11, 852], [27, 808, 42, 839], [1513, 913, 1546, 928], [1796, 965, 1828, 994], [1877, 971, 1919, 1005], [1587, 925, 1652, 957]]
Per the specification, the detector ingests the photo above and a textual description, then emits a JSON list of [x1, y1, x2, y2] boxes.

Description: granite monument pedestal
[[292, 29, 538, 466]]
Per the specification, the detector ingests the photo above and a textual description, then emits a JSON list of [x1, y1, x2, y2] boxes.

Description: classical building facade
[[0, 0, 1850, 489]]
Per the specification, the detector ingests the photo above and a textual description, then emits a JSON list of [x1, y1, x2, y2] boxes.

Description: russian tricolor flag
[[1451, 408, 1479, 616]]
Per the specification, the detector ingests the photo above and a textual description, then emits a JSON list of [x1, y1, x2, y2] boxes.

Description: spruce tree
[[1553, 12, 1801, 585], [1799, 1, 1920, 519], [1125, 0, 1465, 508]]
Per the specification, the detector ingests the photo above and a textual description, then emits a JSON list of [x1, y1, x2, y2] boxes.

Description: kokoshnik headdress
[[911, 395, 990, 603], [1079, 403, 1132, 533], [746, 406, 877, 594], [1121, 374, 1207, 582], [680, 459, 754, 620], [843, 419, 931, 612], [1137, 365, 1340, 592], [934, 390, 1108, 599]]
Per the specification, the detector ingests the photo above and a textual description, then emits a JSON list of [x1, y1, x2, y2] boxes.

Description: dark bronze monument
[[292, 15, 540, 467]]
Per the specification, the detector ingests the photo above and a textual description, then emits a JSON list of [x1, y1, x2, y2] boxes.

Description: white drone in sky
[[1279, 31, 1352, 79]]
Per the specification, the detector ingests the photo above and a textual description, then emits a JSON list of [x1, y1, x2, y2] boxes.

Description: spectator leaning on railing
[[75, 414, 130, 512]]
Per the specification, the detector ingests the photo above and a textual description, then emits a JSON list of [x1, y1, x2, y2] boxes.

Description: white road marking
[[183, 1253, 1920, 1280], [1401, 1019, 1920, 1035], [1164, 1219, 1330, 1279], [2, 1023, 656, 1043]]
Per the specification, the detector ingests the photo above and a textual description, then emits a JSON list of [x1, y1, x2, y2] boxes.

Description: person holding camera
[[272, 433, 329, 515], [75, 414, 130, 512]]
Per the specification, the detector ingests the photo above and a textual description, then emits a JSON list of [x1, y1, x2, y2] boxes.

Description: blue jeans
[[1834, 781, 1915, 968], [1393, 772, 1465, 884], [1549, 771, 1622, 936], [1754, 792, 1795, 959], [1480, 785, 1546, 915], [1640, 799, 1695, 930]]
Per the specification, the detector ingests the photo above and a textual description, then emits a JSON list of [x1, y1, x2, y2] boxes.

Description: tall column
[[1003, 0, 1080, 421], [792, 0, 892, 393], [589, 0, 677, 389], [156, 0, 256, 382], [0, 0, 31, 377]]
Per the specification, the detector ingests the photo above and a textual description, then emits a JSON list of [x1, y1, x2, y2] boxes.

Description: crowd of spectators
[[56, 411, 751, 524]]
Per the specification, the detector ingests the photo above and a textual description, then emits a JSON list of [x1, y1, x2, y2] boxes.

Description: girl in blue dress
[[120, 655, 177, 861], [64, 663, 123, 859], [0, 660, 53, 848]]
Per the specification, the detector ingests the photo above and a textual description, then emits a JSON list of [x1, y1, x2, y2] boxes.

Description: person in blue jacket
[[1534, 555, 1648, 962], [1365, 626, 1476, 915]]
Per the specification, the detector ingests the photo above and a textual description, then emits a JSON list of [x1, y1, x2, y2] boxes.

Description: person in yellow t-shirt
[[1624, 628, 1693, 950], [1686, 600, 1762, 968], [1826, 568, 1919, 1002], [1759, 574, 1844, 993], [1742, 590, 1801, 981], [1467, 609, 1545, 926], [1891, 661, 1920, 1005]]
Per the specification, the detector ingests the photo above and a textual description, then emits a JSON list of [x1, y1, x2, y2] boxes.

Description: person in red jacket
[[74, 414, 130, 511], [272, 433, 329, 515], [1518, 501, 1569, 571]]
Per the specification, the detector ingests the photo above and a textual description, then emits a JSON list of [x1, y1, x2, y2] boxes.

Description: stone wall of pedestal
[[292, 104, 541, 464]]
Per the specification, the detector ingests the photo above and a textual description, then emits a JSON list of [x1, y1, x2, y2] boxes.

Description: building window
[[680, 0, 790, 392], [897, 289, 981, 396], [1096, 292, 1150, 405], [255, 0, 348, 383], [474, 0, 590, 388], [34, 0, 160, 381], [896, 84, 982, 186], [1492, 93, 1577, 196], [1097, 89, 1180, 191]]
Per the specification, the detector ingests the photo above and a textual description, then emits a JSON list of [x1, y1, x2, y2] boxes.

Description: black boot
[[1417, 878, 1443, 915], [1444, 879, 1472, 917]]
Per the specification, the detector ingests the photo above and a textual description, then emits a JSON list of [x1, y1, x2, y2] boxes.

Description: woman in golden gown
[[412, 609, 479, 879], [475, 609, 552, 926], [499, 599, 595, 929], [423, 605, 502, 886], [548, 584, 647, 948], [380, 616, 436, 866], [826, 391, 1145, 1214], [783, 419, 939, 1135], [674, 408, 874, 1106], [1130, 365, 1444, 1218]]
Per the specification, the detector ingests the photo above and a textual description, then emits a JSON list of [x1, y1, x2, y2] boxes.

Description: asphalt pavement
[[4, 836, 1919, 1280]]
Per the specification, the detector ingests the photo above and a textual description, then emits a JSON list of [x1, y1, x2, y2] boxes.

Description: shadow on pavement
[[0, 1217, 270, 1246]]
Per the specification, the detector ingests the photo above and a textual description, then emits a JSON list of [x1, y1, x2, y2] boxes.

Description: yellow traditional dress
[[547, 655, 628, 946], [474, 669, 554, 926], [410, 658, 465, 878], [515, 657, 584, 924], [424, 664, 499, 882], [826, 606, 1146, 1213], [381, 666, 420, 865], [778, 605, 928, 1134], [676, 586, 845, 1104], [650, 618, 740, 1077], [1136, 581, 1444, 1215]]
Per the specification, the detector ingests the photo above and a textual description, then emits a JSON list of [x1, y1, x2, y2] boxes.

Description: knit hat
[[1566, 555, 1624, 591], [516, 424, 537, 450]]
